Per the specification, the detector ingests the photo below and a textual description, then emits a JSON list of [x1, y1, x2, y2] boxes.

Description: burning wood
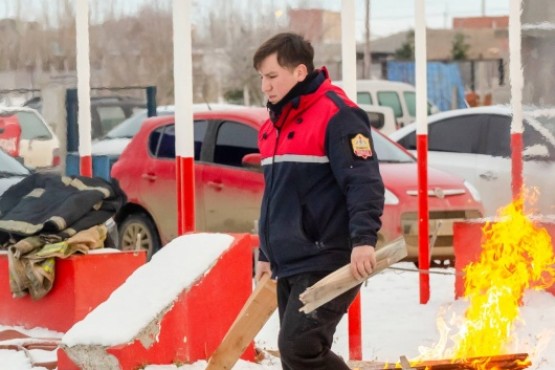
[[350, 353, 531, 370]]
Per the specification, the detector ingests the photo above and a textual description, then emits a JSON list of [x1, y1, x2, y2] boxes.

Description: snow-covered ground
[[1, 234, 554, 369]]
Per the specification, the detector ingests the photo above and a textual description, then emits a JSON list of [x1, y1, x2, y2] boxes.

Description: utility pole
[[482, 0, 486, 16], [363, 0, 372, 78]]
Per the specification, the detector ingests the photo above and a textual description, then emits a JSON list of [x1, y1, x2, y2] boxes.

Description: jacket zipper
[[264, 106, 292, 274]]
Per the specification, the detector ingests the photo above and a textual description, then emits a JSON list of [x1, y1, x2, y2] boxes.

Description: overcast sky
[[0, 0, 510, 38]]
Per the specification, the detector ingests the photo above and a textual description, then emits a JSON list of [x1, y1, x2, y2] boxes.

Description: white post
[[415, 0, 430, 304], [173, 0, 194, 159], [76, 0, 92, 176], [509, 0, 523, 135], [173, 0, 196, 233], [341, 0, 357, 101]]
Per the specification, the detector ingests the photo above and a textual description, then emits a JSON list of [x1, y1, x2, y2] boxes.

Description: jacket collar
[[267, 67, 329, 124]]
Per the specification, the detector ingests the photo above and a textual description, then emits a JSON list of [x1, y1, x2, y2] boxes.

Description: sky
[[0, 0, 510, 39], [1, 232, 554, 369]]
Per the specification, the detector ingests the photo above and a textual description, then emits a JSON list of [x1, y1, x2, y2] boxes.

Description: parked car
[[111, 107, 483, 264], [334, 79, 440, 127], [24, 95, 146, 139], [91, 103, 244, 159], [358, 104, 397, 135], [389, 105, 555, 216], [0, 148, 30, 197], [0, 106, 60, 170]]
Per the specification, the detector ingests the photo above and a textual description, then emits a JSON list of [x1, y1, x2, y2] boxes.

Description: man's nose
[[261, 78, 271, 92]]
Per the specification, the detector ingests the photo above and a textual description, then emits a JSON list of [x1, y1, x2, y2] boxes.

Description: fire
[[453, 194, 555, 360], [411, 191, 555, 369]]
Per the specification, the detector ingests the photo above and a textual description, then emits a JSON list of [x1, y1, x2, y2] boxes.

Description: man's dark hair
[[253, 32, 314, 72]]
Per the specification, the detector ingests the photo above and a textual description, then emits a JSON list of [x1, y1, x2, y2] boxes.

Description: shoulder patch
[[350, 133, 373, 159]]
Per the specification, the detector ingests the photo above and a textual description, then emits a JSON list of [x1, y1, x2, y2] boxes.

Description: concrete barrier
[[0, 250, 146, 332], [59, 233, 255, 370], [453, 219, 555, 298]]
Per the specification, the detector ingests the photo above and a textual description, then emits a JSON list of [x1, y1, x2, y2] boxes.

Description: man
[[253, 32, 384, 370]]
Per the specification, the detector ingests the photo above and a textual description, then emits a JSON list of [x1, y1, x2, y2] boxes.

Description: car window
[[97, 106, 126, 135], [357, 92, 373, 105], [106, 110, 173, 139], [403, 91, 417, 117], [523, 119, 555, 160], [213, 121, 258, 167], [0, 149, 30, 175], [484, 115, 511, 157], [377, 91, 403, 118], [15, 111, 52, 140], [372, 131, 414, 163], [428, 115, 484, 154], [148, 120, 209, 160]]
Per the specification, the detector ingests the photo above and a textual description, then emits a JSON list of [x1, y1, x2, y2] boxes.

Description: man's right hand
[[255, 261, 272, 282]]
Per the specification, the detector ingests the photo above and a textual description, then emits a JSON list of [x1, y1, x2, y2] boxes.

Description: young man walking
[[253, 32, 385, 370]]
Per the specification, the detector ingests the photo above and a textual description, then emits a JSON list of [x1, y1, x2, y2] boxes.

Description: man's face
[[258, 53, 307, 104]]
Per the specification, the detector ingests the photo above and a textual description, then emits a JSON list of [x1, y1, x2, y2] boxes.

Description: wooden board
[[350, 353, 531, 370], [299, 237, 407, 313], [206, 273, 277, 370]]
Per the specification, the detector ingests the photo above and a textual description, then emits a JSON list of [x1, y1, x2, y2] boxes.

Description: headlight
[[384, 188, 399, 205], [464, 180, 481, 202]]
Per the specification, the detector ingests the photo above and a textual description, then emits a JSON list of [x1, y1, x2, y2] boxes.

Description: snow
[[1, 234, 554, 369]]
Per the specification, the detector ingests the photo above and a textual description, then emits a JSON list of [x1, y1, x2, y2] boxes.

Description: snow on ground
[[1, 239, 554, 369]]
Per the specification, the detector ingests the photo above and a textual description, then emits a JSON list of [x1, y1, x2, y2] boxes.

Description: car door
[[138, 121, 209, 245], [201, 119, 264, 233], [425, 115, 487, 206]]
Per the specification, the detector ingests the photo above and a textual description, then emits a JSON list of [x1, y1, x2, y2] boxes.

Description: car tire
[[118, 213, 161, 260]]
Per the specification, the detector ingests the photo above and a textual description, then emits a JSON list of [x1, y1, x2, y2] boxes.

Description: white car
[[335, 79, 440, 127], [0, 106, 60, 170], [389, 105, 555, 216], [91, 103, 243, 158]]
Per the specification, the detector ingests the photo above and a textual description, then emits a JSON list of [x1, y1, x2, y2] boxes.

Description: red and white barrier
[[58, 233, 255, 370], [0, 250, 146, 332]]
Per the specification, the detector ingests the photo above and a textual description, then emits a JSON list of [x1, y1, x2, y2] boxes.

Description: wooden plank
[[299, 238, 407, 313], [206, 273, 277, 370], [351, 353, 531, 370], [407, 353, 531, 370]]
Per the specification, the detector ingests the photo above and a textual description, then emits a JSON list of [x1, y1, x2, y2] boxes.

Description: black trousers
[[277, 271, 361, 370]]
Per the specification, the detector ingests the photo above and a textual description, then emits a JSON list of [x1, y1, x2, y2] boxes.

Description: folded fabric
[[8, 224, 107, 300]]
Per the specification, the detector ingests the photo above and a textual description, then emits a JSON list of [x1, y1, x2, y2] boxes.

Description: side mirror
[[242, 153, 262, 169], [0, 127, 5, 134]]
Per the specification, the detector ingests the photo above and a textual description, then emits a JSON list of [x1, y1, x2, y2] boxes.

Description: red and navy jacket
[[258, 68, 385, 279]]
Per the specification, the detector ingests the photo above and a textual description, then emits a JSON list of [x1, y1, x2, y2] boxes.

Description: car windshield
[[15, 111, 52, 140], [105, 110, 173, 139], [0, 149, 30, 176], [372, 130, 414, 163]]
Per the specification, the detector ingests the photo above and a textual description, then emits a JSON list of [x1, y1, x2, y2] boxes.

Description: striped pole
[[76, 0, 92, 177], [341, 0, 362, 361], [415, 0, 430, 304], [509, 0, 524, 206], [173, 0, 195, 233]]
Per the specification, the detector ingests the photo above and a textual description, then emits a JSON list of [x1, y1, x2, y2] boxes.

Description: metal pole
[[342, 0, 363, 361], [415, 0, 430, 304], [173, 0, 195, 233], [509, 0, 523, 205], [76, 0, 92, 177]]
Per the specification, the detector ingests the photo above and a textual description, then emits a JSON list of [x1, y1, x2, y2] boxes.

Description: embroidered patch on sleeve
[[350, 133, 373, 159]]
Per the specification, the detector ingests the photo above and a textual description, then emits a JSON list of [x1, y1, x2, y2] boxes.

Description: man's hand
[[350, 245, 376, 281], [255, 261, 272, 282]]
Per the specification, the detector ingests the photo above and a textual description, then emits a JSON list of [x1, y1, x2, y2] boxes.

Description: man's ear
[[293, 64, 308, 82]]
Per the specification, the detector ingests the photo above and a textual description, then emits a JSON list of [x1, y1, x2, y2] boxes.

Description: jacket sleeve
[[325, 106, 385, 247]]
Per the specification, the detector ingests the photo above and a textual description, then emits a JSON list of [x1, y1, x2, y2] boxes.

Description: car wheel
[[119, 213, 161, 259]]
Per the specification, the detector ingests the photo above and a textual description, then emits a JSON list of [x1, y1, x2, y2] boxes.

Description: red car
[[111, 107, 483, 265]]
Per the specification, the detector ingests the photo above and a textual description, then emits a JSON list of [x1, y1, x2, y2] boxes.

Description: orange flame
[[452, 193, 555, 361], [411, 191, 555, 369]]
